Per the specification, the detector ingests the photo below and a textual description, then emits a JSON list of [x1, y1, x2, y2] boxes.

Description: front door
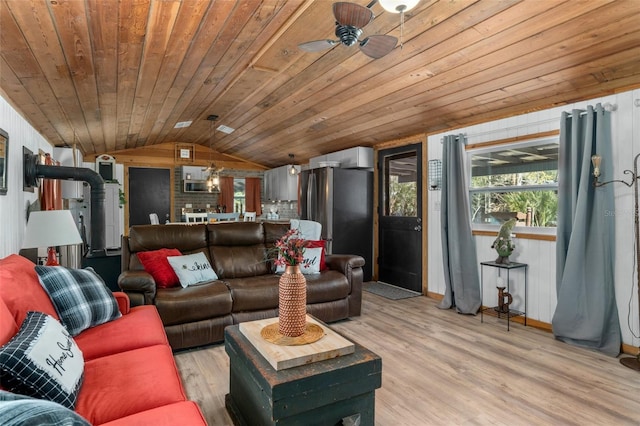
[[128, 167, 171, 226], [378, 144, 423, 292]]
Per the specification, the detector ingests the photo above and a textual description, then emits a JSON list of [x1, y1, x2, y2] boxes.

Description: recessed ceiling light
[[174, 121, 193, 129], [217, 124, 235, 134]]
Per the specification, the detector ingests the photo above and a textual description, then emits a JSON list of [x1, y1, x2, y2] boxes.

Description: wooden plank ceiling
[[1, 0, 639, 169]]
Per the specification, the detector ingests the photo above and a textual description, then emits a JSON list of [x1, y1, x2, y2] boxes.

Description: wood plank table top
[[239, 315, 355, 370]]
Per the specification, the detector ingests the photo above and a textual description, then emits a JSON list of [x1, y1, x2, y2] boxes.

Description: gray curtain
[[438, 134, 481, 314], [553, 103, 621, 356]]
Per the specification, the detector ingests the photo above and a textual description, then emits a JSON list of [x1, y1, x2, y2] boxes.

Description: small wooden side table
[[224, 321, 382, 426]]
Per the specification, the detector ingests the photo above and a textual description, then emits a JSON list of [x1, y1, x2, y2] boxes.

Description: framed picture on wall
[[175, 143, 195, 163], [0, 128, 8, 195]]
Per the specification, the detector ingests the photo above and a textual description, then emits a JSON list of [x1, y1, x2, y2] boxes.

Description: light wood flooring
[[174, 292, 640, 425]]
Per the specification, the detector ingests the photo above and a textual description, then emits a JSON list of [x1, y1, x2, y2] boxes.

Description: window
[[384, 152, 418, 217], [469, 138, 558, 228], [233, 178, 246, 214]]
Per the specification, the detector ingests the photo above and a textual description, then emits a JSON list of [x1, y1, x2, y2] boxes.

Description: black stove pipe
[[24, 153, 106, 255]]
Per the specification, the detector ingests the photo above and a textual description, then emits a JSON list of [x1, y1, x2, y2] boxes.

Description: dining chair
[[244, 212, 257, 222], [185, 212, 207, 223]]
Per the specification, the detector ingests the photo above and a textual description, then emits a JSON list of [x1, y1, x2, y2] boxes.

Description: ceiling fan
[[298, 1, 398, 59]]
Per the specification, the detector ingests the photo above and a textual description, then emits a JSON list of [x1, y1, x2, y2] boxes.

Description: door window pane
[[384, 152, 417, 217]]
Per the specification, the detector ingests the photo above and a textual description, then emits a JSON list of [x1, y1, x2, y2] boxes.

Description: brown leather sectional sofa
[[118, 222, 365, 350]]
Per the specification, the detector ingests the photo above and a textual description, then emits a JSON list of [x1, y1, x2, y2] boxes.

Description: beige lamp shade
[[23, 210, 82, 249]]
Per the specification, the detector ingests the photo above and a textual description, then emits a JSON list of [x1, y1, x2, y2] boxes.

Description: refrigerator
[[299, 167, 373, 281]]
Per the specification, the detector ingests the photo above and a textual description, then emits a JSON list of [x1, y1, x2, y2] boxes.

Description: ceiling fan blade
[[333, 2, 373, 28], [359, 34, 398, 59], [298, 39, 339, 53]]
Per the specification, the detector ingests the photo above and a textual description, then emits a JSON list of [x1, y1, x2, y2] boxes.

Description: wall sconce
[[591, 155, 602, 179], [428, 159, 442, 190], [592, 153, 638, 188], [592, 152, 640, 371]]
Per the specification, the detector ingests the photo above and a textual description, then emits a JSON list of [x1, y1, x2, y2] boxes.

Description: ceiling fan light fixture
[[378, 0, 419, 13]]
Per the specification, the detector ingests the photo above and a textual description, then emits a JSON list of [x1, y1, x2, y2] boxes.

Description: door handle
[[414, 225, 422, 231]]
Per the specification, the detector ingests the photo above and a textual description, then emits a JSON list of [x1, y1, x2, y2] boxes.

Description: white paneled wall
[[428, 88, 640, 348], [0, 94, 126, 258], [0, 96, 53, 258]]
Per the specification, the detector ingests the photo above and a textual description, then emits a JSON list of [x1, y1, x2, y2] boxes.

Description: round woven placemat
[[260, 322, 325, 346]]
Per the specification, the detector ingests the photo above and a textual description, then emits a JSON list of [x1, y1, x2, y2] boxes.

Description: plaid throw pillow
[[0, 390, 90, 426], [0, 312, 84, 409], [35, 266, 121, 336]]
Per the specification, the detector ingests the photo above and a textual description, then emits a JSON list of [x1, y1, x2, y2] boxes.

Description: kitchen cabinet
[[263, 165, 299, 201], [309, 146, 373, 169]]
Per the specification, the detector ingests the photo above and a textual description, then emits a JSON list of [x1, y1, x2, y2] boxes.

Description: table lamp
[[22, 210, 82, 266]]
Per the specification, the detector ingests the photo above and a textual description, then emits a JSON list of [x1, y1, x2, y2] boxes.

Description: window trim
[[472, 228, 557, 241]]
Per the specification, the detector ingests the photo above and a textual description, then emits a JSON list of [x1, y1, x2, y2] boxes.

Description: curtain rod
[[565, 102, 617, 118], [439, 103, 617, 142]]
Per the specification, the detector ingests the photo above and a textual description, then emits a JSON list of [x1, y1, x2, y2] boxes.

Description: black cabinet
[[82, 251, 122, 292]]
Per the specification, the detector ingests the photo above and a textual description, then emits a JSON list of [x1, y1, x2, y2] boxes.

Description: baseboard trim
[[426, 295, 637, 355]]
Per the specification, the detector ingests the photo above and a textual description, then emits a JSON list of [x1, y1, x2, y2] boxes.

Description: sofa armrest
[[325, 254, 365, 275], [325, 254, 365, 317], [112, 291, 131, 315], [117, 270, 157, 307]]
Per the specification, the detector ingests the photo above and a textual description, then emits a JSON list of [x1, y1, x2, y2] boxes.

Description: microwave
[[183, 180, 209, 193]]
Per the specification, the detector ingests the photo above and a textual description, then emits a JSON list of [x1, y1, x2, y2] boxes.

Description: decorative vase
[[278, 265, 307, 337]]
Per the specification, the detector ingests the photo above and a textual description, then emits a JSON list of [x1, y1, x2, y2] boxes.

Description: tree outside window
[[389, 176, 417, 217], [469, 138, 558, 227]]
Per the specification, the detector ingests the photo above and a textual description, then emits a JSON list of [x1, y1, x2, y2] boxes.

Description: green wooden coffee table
[[224, 322, 382, 426]]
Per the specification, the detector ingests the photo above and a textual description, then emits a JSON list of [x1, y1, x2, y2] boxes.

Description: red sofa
[[0, 254, 206, 425]]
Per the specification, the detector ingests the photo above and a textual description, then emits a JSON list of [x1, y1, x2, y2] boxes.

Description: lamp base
[[620, 355, 640, 371], [45, 246, 59, 266]]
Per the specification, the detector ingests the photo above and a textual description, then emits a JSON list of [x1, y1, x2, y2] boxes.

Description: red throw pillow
[[137, 248, 182, 288], [306, 240, 327, 271]]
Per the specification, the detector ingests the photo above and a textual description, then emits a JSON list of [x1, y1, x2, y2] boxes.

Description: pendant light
[[206, 115, 221, 193], [288, 153, 298, 176]]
